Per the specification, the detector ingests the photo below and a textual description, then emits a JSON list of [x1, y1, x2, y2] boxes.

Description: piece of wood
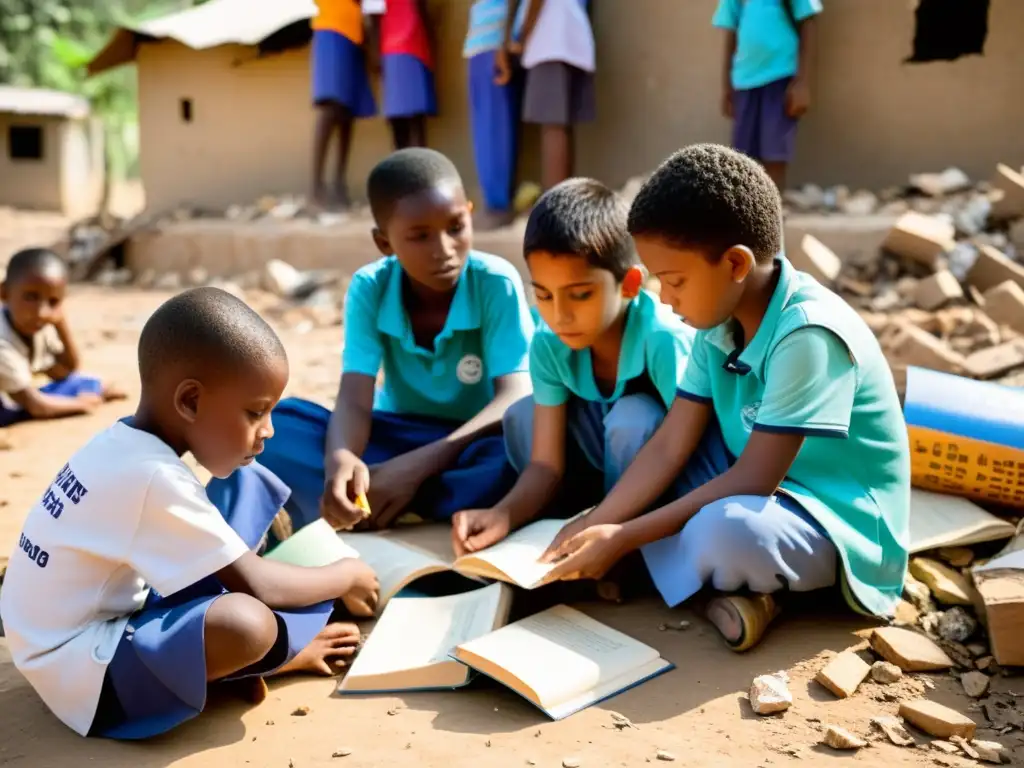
[[814, 651, 871, 698], [870, 626, 954, 671], [898, 700, 976, 740], [974, 569, 1024, 667]]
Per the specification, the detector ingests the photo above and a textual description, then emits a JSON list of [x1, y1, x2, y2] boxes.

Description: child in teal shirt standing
[[715, 0, 821, 190], [452, 179, 694, 555], [541, 145, 910, 652]]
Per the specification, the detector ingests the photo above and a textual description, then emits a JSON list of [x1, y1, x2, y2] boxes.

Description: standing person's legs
[[383, 53, 436, 150], [310, 30, 376, 209], [469, 50, 520, 228], [731, 78, 798, 190], [523, 62, 596, 189]]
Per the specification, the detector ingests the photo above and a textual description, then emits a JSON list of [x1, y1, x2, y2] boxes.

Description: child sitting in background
[[715, 0, 821, 189], [452, 178, 694, 556], [310, 0, 377, 209], [225, 149, 534, 536], [541, 145, 909, 652], [1, 248, 124, 427], [367, 0, 437, 149], [1, 287, 379, 739]]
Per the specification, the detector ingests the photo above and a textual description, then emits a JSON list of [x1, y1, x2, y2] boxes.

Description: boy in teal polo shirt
[[212, 149, 534, 535], [541, 145, 909, 652], [452, 178, 694, 556]]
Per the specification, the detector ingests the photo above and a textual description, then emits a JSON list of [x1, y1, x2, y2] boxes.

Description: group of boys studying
[[1, 141, 910, 741]]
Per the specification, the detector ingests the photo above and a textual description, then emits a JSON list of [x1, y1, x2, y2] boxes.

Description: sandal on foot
[[706, 594, 780, 653]]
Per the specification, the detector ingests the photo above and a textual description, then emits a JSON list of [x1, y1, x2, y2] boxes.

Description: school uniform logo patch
[[456, 354, 483, 384], [741, 402, 761, 432]]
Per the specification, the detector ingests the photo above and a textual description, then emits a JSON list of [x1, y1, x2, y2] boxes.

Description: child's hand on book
[[451, 508, 511, 557], [366, 453, 431, 529], [543, 524, 629, 582], [338, 558, 380, 617]]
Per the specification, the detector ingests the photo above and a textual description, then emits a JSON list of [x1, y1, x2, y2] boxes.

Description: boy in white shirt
[[0, 287, 379, 739]]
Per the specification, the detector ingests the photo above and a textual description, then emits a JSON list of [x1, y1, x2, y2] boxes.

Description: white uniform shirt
[[0, 309, 63, 408], [0, 421, 249, 736], [521, 0, 595, 72]]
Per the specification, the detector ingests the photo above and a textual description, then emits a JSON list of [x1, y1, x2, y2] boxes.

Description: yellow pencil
[[355, 492, 371, 519]]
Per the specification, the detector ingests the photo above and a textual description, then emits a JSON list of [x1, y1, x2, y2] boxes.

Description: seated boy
[[1, 288, 378, 739], [540, 145, 910, 651], [452, 178, 695, 556], [222, 148, 534, 535], [1, 248, 124, 427]]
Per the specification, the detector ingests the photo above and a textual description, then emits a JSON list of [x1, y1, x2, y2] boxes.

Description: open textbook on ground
[[909, 488, 1016, 553], [451, 605, 674, 720], [264, 516, 576, 610], [338, 582, 513, 693]]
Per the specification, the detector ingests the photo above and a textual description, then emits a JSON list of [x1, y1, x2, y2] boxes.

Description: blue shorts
[[383, 53, 437, 118], [311, 30, 377, 117], [88, 463, 335, 740], [731, 77, 799, 163], [0, 373, 103, 428]]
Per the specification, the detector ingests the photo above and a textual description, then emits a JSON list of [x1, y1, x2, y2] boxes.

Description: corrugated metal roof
[[0, 86, 89, 118], [88, 0, 317, 75]]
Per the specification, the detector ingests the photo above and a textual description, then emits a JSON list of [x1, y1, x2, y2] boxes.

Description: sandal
[[706, 593, 780, 653]]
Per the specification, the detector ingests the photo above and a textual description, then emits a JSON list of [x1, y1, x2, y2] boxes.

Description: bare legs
[[389, 116, 427, 150], [312, 102, 355, 210]]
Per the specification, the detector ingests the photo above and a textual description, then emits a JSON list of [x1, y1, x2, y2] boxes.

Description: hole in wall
[[907, 0, 991, 63]]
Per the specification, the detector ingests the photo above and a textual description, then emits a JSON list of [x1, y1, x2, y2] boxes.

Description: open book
[[264, 516, 575, 610], [338, 582, 513, 693], [451, 605, 674, 720], [909, 488, 1016, 553]]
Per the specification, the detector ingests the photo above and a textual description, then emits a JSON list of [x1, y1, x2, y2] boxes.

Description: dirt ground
[[0, 286, 1020, 768]]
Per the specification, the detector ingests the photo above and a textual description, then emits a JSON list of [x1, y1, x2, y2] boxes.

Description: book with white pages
[[451, 604, 674, 720], [338, 582, 513, 693], [265, 516, 581, 612], [909, 488, 1016, 553]]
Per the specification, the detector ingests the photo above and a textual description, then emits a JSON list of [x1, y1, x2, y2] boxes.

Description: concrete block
[[791, 233, 841, 284], [967, 245, 1024, 293], [882, 212, 955, 268], [965, 339, 1024, 379], [982, 280, 1024, 334], [884, 323, 966, 375], [915, 270, 963, 310], [989, 163, 1024, 221], [870, 626, 954, 671], [898, 700, 976, 740], [815, 651, 871, 698]]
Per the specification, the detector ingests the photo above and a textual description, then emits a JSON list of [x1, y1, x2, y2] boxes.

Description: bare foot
[[473, 208, 515, 231], [330, 184, 351, 212], [102, 383, 128, 402], [275, 622, 361, 677]]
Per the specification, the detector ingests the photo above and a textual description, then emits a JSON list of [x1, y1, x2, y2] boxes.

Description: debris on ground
[[654, 749, 676, 761], [898, 700, 977, 740], [331, 748, 352, 758], [970, 739, 1007, 764], [870, 660, 903, 684], [291, 706, 310, 717], [909, 558, 975, 606], [657, 620, 690, 632], [870, 715, 915, 746], [960, 670, 990, 698], [870, 627, 954, 671], [821, 724, 867, 750], [938, 607, 979, 644], [562, 757, 581, 768], [608, 712, 635, 730], [815, 651, 871, 698], [749, 671, 792, 715]]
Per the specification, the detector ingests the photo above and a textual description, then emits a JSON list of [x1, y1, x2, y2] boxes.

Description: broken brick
[[965, 339, 1024, 379], [967, 245, 1024, 294], [898, 700, 976, 740], [791, 234, 841, 284], [908, 558, 974, 605], [989, 163, 1024, 221], [883, 323, 966, 375], [815, 651, 871, 699], [982, 280, 1024, 334], [915, 270, 963, 311], [870, 627, 954, 672], [882, 211, 955, 268]]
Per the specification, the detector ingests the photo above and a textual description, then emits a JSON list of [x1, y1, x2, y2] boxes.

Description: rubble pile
[[786, 164, 1024, 389]]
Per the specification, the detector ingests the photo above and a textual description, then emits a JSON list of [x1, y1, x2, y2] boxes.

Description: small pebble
[[266, 720, 275, 726], [291, 706, 310, 717], [871, 661, 903, 684], [657, 620, 691, 632], [655, 750, 677, 761], [387, 707, 399, 716], [485, 740, 491, 748], [331, 749, 352, 758], [563, 758, 581, 768]]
